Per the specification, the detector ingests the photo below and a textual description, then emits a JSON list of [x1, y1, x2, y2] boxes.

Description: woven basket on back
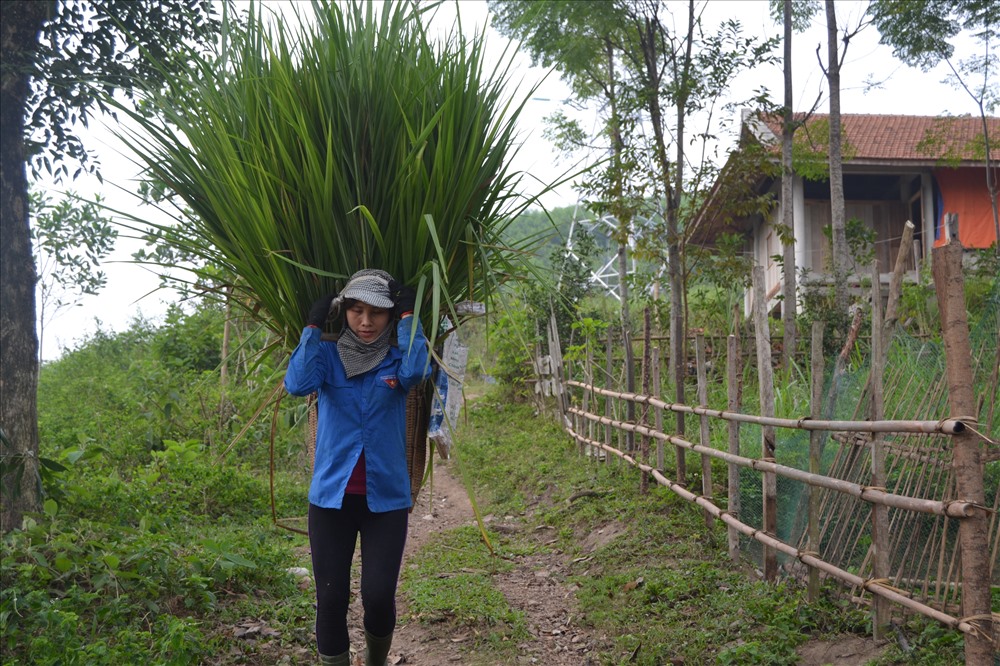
[[307, 379, 431, 507]]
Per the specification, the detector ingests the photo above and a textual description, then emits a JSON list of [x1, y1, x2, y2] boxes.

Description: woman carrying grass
[[284, 270, 429, 666]]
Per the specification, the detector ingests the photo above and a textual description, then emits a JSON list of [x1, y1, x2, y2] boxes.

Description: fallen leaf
[[623, 577, 644, 592]]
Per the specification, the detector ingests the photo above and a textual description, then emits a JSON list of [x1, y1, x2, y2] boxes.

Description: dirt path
[[330, 443, 889, 666], [344, 456, 608, 665], [336, 456, 891, 666]]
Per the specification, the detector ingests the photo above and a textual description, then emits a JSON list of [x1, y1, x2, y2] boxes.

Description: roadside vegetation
[[2, 284, 977, 663]]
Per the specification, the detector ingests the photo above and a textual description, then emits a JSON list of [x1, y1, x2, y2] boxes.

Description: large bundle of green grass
[[116, 0, 538, 349]]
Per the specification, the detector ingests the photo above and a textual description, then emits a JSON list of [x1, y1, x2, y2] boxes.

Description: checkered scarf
[[337, 324, 392, 378]]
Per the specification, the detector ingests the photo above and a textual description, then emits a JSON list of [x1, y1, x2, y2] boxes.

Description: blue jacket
[[284, 317, 431, 512]]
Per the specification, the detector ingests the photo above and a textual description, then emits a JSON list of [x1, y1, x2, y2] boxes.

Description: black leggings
[[308, 497, 409, 656]]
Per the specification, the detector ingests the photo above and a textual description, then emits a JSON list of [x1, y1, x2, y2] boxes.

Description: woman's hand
[[307, 293, 337, 328], [388, 280, 416, 318]]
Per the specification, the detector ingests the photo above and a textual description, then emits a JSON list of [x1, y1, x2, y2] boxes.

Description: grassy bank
[[405, 392, 961, 665], [2, 312, 962, 664]]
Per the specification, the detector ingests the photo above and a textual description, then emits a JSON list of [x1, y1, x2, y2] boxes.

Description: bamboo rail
[[562, 427, 990, 640], [564, 381, 969, 435], [565, 404, 980, 519]]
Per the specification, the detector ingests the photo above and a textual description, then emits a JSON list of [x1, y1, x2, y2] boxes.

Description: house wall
[[932, 166, 1000, 249], [802, 200, 910, 275]]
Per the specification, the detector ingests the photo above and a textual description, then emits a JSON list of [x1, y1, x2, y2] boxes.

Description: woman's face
[[346, 301, 391, 343]]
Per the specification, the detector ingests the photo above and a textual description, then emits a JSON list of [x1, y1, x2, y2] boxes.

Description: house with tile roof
[[690, 112, 999, 314]]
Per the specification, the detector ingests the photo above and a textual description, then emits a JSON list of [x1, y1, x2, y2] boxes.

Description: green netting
[[734, 278, 999, 612]]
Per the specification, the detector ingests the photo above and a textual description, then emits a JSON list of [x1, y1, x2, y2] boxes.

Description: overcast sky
[[35, 0, 989, 360]]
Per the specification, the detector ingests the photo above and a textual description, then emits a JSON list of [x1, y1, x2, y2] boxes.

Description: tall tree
[[824, 0, 849, 313], [871, 0, 999, 255], [489, 0, 641, 435], [818, 1, 870, 313], [30, 190, 116, 363], [780, 0, 798, 367], [769, 0, 821, 366], [492, 1, 776, 438], [872, 4, 998, 658], [0, 0, 222, 533], [618, 0, 689, 417]]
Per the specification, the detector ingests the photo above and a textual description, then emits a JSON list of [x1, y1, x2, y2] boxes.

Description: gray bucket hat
[[338, 268, 394, 309]]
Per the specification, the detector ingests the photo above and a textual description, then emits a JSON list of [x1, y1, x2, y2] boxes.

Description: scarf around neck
[[337, 325, 393, 378]]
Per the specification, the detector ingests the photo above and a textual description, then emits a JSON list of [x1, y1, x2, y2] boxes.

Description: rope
[[862, 577, 910, 596], [957, 614, 998, 643], [964, 422, 1000, 447]]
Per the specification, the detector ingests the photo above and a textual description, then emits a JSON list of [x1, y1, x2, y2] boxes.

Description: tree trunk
[[781, 0, 797, 368], [932, 242, 994, 664], [1, 1, 50, 534], [606, 41, 635, 451], [825, 0, 849, 313], [670, 1, 696, 444], [635, 4, 684, 434]]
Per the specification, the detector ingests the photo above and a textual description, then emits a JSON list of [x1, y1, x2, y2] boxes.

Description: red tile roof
[[759, 113, 999, 163]]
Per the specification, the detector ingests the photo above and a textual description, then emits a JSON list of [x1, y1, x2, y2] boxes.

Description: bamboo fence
[[548, 243, 998, 663]]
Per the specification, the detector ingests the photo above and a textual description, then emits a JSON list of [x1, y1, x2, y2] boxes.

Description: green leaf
[[65, 447, 107, 464], [222, 552, 258, 569], [39, 457, 68, 472], [43, 498, 59, 517], [54, 555, 73, 573]]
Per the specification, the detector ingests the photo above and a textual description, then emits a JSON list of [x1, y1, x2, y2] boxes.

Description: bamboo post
[[624, 324, 636, 454], [640, 308, 652, 493], [883, 220, 915, 348], [653, 346, 664, 471], [696, 333, 713, 527], [869, 262, 890, 639], [548, 308, 568, 422], [727, 334, 741, 561], [932, 240, 994, 665], [808, 321, 824, 602], [752, 266, 778, 581], [533, 337, 544, 411], [675, 343, 687, 486], [604, 326, 613, 468], [581, 333, 592, 458]]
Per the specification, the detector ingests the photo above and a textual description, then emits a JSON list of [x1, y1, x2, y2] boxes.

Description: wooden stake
[[883, 220, 915, 348], [727, 334, 742, 562], [752, 266, 778, 581], [696, 333, 713, 527], [808, 321, 824, 602], [932, 241, 994, 665], [870, 262, 890, 639], [640, 308, 651, 494], [582, 331, 592, 458], [653, 346, 664, 471], [605, 326, 613, 469]]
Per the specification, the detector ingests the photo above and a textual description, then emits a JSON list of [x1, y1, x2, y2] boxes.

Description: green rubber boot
[[318, 650, 350, 666], [364, 629, 393, 666]]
